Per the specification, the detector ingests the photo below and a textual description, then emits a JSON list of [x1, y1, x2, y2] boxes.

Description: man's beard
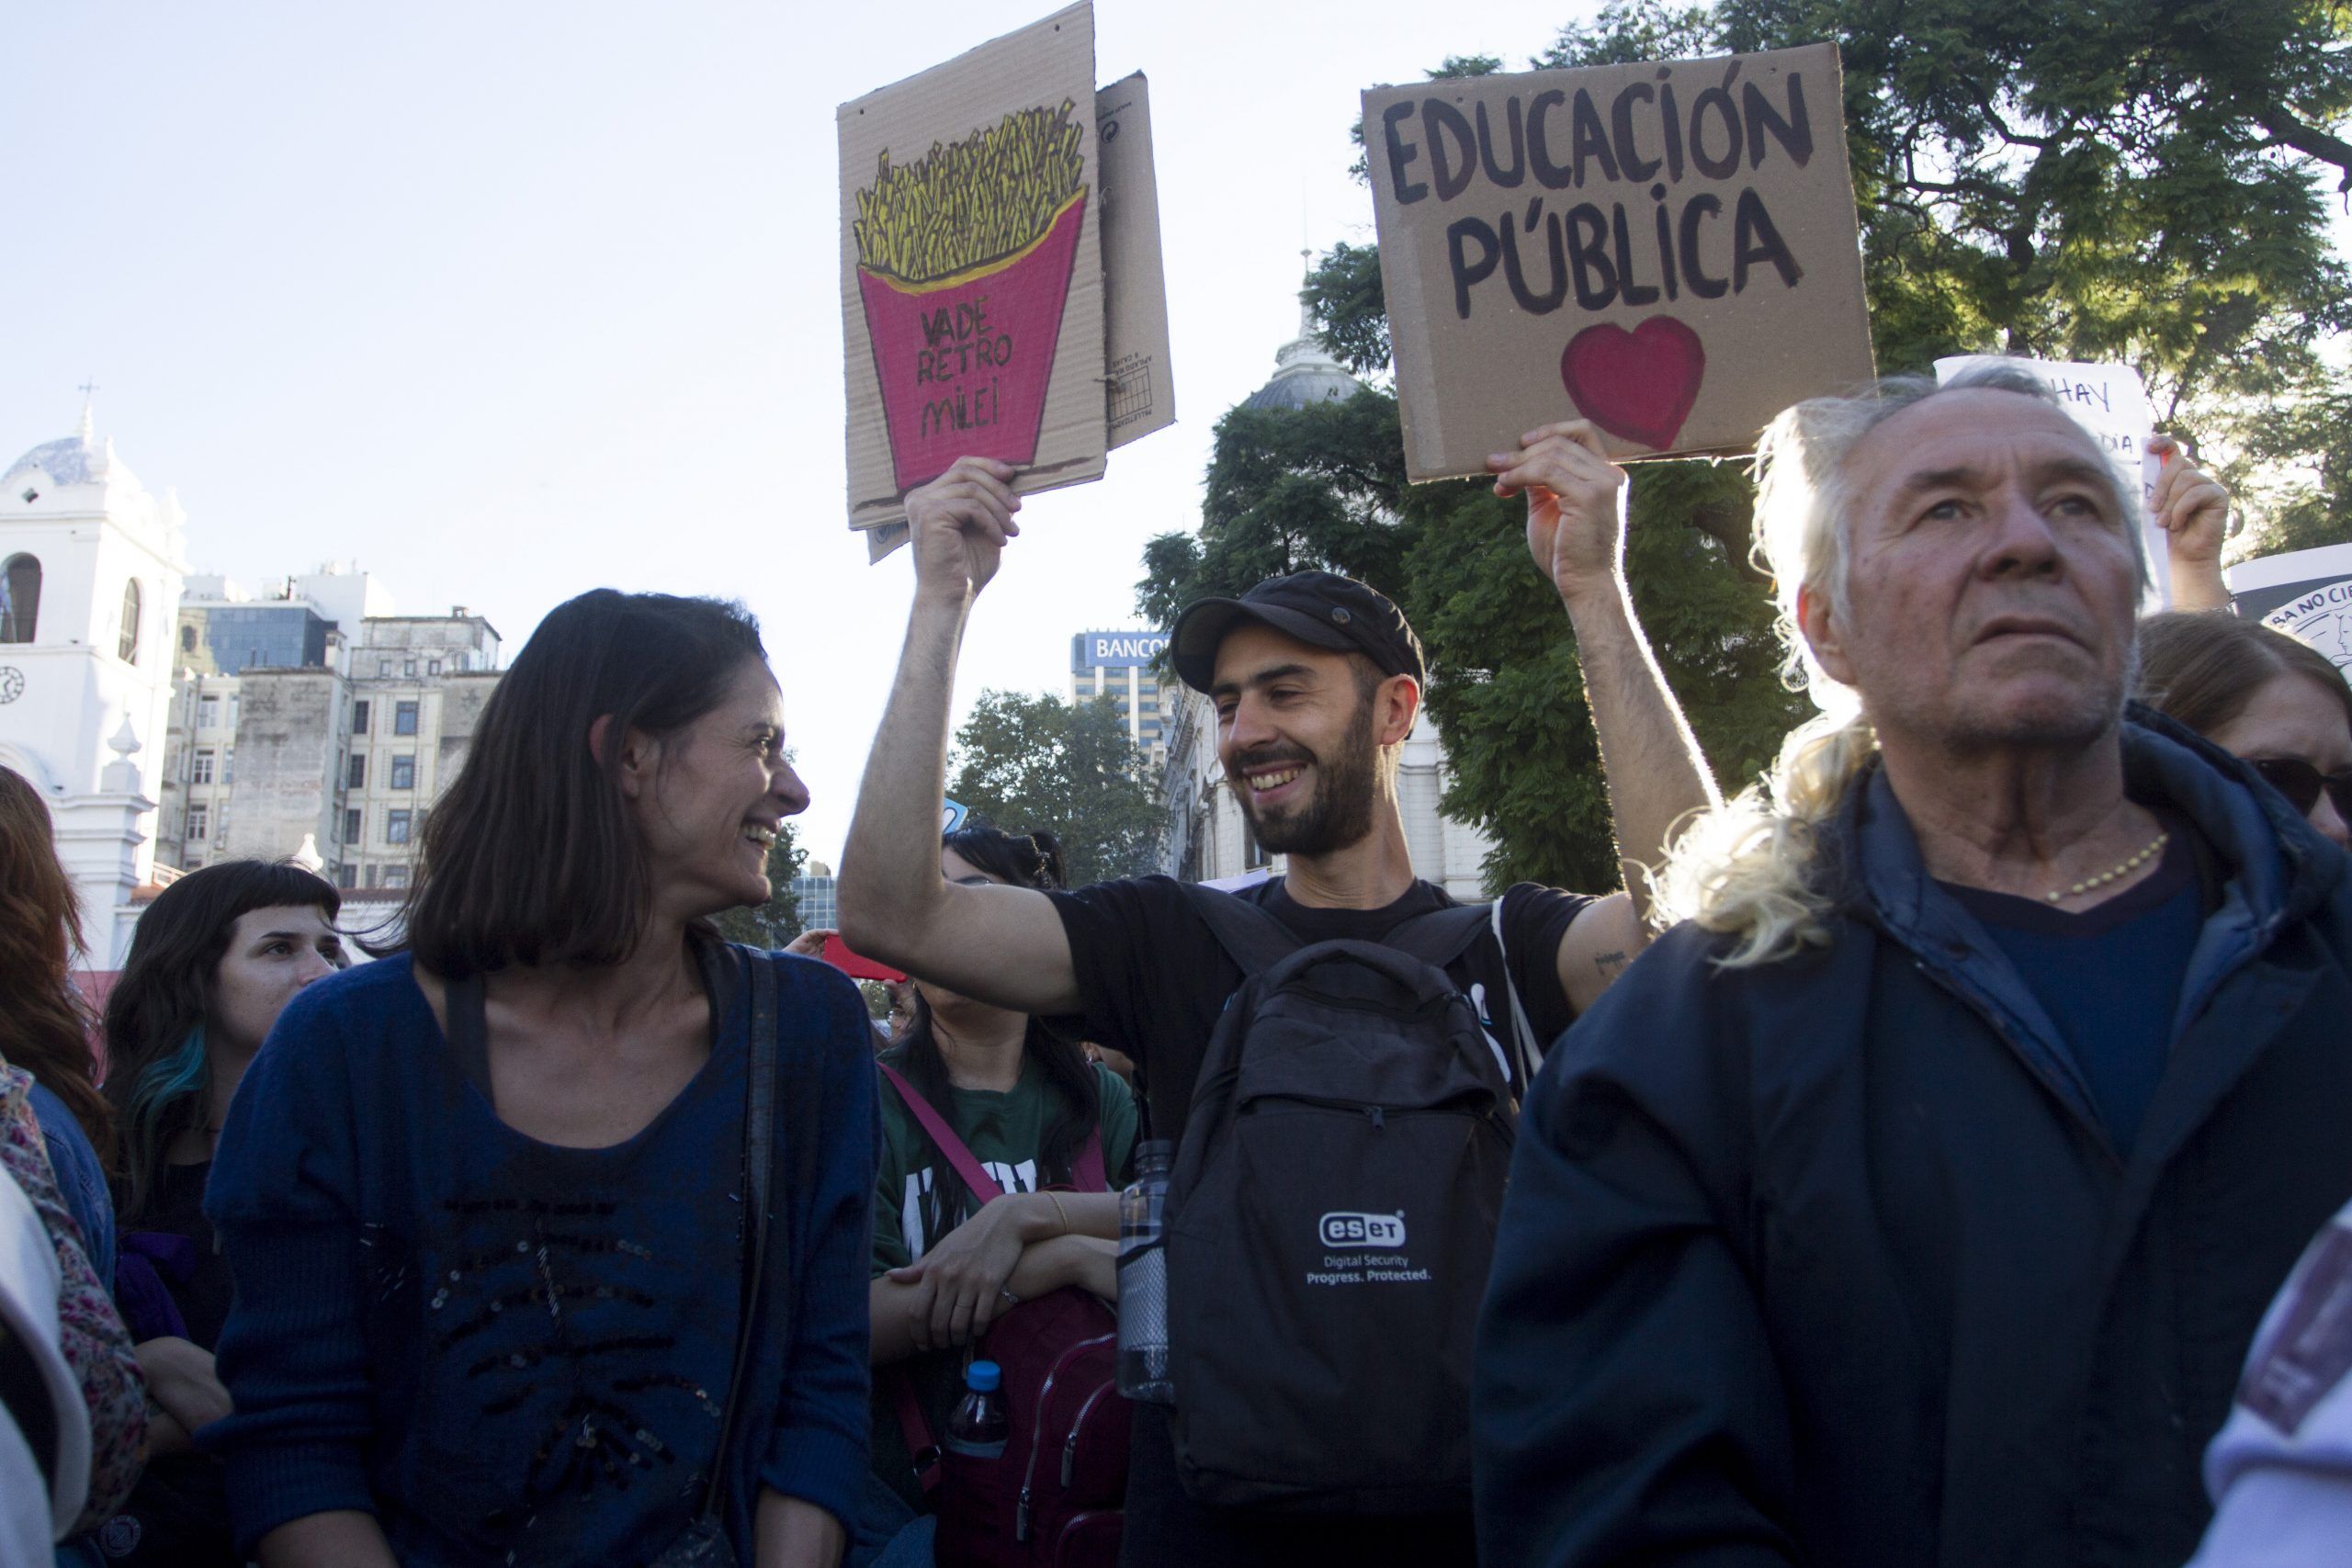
[[1237, 701, 1380, 857]]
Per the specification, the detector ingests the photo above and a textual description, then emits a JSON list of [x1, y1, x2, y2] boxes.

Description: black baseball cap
[[1170, 570, 1427, 694]]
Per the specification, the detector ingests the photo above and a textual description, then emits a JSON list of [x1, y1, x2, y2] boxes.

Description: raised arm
[[1489, 422, 1721, 1010], [837, 458, 1083, 1017], [2151, 435, 2233, 613]]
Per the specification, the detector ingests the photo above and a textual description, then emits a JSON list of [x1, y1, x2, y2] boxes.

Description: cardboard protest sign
[[2229, 544, 2352, 678], [1935, 355, 2171, 607], [1363, 43, 1873, 478], [839, 3, 1107, 531], [1097, 72, 1176, 450]]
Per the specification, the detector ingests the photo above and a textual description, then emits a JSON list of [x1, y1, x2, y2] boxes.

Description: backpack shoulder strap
[[876, 1060, 1005, 1206], [1176, 882, 1302, 976], [1381, 903, 1495, 969], [1385, 901, 1544, 1088]]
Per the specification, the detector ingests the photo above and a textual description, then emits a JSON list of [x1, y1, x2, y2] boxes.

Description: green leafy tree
[[711, 827, 807, 948], [1145, 1, 2352, 890], [948, 689, 1166, 887]]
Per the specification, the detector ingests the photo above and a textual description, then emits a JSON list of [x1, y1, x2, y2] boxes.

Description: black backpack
[[1162, 886, 1530, 1516]]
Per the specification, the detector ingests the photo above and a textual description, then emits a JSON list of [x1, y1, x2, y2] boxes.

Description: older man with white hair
[[1473, 367, 2352, 1568]]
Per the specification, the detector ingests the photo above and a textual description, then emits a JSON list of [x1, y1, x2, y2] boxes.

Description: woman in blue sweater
[[204, 591, 876, 1568]]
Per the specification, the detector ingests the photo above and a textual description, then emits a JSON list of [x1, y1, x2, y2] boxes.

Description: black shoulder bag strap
[[696, 945, 780, 1526]]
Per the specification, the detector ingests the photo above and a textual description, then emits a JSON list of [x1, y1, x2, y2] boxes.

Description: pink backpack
[[878, 1065, 1131, 1568]]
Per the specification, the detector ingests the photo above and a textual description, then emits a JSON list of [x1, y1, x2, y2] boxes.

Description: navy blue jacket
[[1476, 712, 2352, 1568]]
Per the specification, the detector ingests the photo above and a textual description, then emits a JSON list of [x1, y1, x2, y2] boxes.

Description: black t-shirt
[[1047, 874, 1589, 1144]]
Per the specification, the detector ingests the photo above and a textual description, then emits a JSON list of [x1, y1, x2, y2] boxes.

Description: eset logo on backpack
[[1319, 1212, 1407, 1248]]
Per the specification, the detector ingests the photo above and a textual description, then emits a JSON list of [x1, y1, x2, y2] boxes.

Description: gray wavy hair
[[1650, 363, 2144, 966]]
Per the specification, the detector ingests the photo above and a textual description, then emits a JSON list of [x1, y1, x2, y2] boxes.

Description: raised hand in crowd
[[910, 455, 1021, 606], [2151, 434, 2233, 611], [1489, 420, 1721, 996]]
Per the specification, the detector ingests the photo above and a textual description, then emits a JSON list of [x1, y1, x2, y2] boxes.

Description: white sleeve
[[2190, 1201, 2352, 1567], [0, 1168, 88, 1542]]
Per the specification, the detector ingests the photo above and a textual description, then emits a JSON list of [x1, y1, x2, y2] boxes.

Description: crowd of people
[[1, 365, 2348, 1567]]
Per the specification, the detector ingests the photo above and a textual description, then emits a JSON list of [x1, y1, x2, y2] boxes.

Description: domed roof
[[1243, 271, 1366, 413], [6, 403, 138, 495]]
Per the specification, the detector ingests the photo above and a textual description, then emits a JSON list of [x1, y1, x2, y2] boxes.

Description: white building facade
[[0, 406, 188, 962]]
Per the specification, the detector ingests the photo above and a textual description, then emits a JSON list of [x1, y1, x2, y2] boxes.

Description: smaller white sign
[[2263, 581, 2352, 677], [1935, 355, 2168, 609]]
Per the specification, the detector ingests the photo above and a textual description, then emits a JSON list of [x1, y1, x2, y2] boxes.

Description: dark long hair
[[2137, 611, 2352, 740], [0, 767, 109, 1156], [895, 823, 1101, 1231], [103, 860, 341, 1223], [402, 590, 766, 978]]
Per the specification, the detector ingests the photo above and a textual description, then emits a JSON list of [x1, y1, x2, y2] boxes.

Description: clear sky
[[3, 1, 1594, 866]]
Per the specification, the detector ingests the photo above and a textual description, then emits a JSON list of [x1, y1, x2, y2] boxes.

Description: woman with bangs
[[93, 860, 345, 1566]]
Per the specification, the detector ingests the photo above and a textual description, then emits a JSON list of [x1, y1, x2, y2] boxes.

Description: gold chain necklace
[[2045, 830, 2169, 904]]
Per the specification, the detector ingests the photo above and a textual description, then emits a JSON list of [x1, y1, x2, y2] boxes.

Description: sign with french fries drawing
[[838, 3, 1109, 533], [1363, 43, 1874, 478]]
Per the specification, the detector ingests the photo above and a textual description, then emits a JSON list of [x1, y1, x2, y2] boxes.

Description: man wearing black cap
[[840, 422, 1717, 1564]]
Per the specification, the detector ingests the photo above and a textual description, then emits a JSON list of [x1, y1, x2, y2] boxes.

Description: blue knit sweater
[[201, 947, 876, 1565]]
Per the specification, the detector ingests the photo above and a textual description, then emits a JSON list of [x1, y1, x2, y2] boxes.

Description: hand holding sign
[[1491, 419, 1629, 604], [2150, 434, 2233, 612], [907, 457, 1022, 605], [2150, 436, 2231, 567]]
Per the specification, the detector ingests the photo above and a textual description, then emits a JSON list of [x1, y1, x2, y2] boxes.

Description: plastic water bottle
[[1116, 1140, 1175, 1404], [944, 1360, 1011, 1459]]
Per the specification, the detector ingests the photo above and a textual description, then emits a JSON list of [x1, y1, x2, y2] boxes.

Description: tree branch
[[2256, 108, 2352, 192]]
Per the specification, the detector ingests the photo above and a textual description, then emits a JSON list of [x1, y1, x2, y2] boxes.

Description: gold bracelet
[[1046, 1191, 1070, 1236]]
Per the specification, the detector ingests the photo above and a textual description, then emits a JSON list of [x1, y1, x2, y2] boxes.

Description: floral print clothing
[[0, 1065, 147, 1533]]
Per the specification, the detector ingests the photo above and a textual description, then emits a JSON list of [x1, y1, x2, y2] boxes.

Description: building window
[[186, 804, 209, 841], [378, 659, 391, 677], [352, 700, 370, 733], [0, 555, 39, 643], [427, 659, 442, 676], [346, 753, 366, 788], [199, 694, 220, 729], [403, 660, 417, 678], [382, 864, 410, 889], [334, 863, 355, 889], [365, 863, 378, 888], [343, 807, 362, 843], [390, 755, 415, 790], [118, 580, 142, 664], [192, 750, 215, 785], [394, 701, 418, 736], [386, 809, 413, 844], [179, 623, 197, 654]]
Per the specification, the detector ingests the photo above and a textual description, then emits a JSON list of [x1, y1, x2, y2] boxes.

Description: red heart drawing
[[1559, 317, 1707, 451]]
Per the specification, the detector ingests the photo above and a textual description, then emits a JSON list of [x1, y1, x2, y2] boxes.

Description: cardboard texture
[[838, 2, 1107, 533], [1363, 43, 1873, 478], [1937, 355, 2172, 608], [1097, 72, 1176, 450]]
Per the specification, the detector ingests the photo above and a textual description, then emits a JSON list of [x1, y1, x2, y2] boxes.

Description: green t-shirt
[[868, 1044, 1138, 1510], [872, 1047, 1139, 1272]]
